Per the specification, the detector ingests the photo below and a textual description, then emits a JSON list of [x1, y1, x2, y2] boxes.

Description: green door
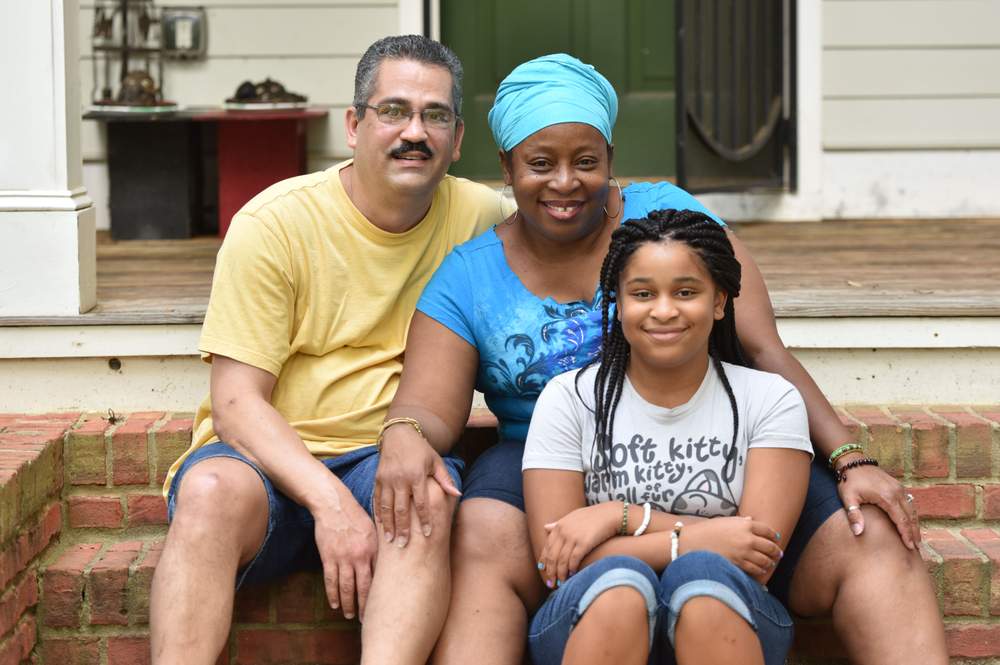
[[442, 0, 676, 180]]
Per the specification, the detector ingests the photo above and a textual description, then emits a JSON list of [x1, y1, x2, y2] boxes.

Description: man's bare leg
[[432, 499, 545, 665], [360, 480, 457, 665], [150, 458, 269, 665]]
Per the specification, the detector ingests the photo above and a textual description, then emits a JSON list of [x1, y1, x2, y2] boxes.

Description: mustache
[[390, 141, 433, 158]]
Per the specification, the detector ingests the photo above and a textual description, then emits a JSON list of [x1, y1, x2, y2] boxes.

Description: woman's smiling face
[[617, 240, 727, 372], [501, 122, 612, 244]]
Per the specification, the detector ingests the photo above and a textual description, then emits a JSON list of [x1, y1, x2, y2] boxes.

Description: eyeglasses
[[359, 103, 458, 129]]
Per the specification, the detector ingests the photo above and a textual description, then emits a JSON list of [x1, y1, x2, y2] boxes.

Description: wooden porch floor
[[4, 218, 1000, 326]]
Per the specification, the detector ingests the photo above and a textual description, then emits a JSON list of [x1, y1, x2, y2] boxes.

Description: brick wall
[[1, 407, 999, 663], [0, 415, 76, 665]]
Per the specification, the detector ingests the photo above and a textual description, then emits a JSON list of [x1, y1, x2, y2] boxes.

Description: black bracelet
[[836, 456, 879, 483]]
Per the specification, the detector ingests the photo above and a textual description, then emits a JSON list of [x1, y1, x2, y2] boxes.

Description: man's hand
[[313, 497, 378, 621], [679, 516, 782, 582], [373, 423, 460, 547], [538, 503, 619, 588], [837, 456, 920, 549]]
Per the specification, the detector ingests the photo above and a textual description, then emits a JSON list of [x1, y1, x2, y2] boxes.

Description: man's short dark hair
[[353, 35, 463, 118]]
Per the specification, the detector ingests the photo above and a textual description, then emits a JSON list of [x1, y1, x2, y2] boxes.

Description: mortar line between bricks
[[952, 527, 994, 621], [146, 413, 172, 492], [83, 541, 113, 630], [934, 408, 961, 481], [990, 416, 1000, 484], [103, 415, 126, 491], [129, 540, 153, 576], [887, 407, 915, 481]]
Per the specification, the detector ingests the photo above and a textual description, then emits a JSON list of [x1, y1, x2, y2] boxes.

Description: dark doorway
[[676, 0, 796, 192]]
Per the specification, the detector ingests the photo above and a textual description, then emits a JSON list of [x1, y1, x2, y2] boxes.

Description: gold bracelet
[[828, 443, 864, 468], [618, 501, 631, 536], [376, 417, 423, 453]]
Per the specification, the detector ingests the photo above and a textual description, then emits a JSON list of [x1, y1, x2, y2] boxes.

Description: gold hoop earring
[[603, 177, 624, 219], [499, 184, 518, 225]]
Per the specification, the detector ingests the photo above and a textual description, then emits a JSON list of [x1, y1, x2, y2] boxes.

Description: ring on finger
[[846, 504, 860, 512], [905, 493, 915, 503]]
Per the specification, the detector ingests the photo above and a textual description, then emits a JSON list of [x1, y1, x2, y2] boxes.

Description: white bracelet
[[632, 502, 652, 536], [670, 521, 684, 562]]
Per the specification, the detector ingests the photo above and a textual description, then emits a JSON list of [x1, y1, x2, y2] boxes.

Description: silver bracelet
[[633, 502, 652, 536]]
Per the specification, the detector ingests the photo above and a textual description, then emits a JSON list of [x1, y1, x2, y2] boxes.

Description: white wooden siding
[[79, 1, 399, 228], [823, 0, 1000, 149]]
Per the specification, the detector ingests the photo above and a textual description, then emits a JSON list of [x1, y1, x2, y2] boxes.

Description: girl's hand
[[539, 503, 619, 588], [678, 516, 783, 582]]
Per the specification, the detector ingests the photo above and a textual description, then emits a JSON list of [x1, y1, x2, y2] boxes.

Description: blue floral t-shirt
[[416, 181, 723, 442]]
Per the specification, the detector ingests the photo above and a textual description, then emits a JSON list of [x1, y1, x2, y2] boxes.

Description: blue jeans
[[528, 552, 794, 665], [166, 441, 465, 588], [463, 439, 841, 607]]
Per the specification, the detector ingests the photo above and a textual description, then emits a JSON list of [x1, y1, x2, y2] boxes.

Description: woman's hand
[[538, 503, 619, 588], [836, 455, 920, 549], [373, 424, 460, 547], [679, 516, 782, 582]]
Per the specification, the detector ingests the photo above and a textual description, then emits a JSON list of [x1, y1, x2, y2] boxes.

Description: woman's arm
[[524, 468, 632, 588], [728, 230, 920, 548], [375, 312, 479, 545], [737, 447, 811, 583]]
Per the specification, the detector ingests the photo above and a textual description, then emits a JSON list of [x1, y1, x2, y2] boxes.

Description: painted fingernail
[[537, 561, 545, 571], [775, 532, 782, 541], [385, 532, 393, 543], [423, 524, 432, 537], [397, 536, 408, 548], [556, 580, 562, 587], [345, 612, 354, 620], [779, 550, 784, 559], [851, 523, 863, 536], [546, 579, 554, 589], [568, 570, 575, 577]]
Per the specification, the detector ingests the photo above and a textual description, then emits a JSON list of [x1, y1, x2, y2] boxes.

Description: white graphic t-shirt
[[523, 362, 813, 518]]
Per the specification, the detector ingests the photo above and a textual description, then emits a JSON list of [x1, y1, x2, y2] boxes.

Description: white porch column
[[0, 0, 96, 317]]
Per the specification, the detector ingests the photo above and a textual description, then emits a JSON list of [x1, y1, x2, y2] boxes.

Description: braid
[[711, 351, 740, 455], [588, 208, 750, 468]]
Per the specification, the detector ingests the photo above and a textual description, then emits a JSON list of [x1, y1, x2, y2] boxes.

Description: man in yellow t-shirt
[[150, 36, 502, 665]]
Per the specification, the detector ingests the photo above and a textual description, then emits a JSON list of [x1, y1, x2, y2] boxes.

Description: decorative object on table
[[224, 78, 309, 111], [89, 0, 178, 113], [161, 6, 208, 60]]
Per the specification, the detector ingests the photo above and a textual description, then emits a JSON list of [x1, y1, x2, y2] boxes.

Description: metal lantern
[[90, 0, 176, 111]]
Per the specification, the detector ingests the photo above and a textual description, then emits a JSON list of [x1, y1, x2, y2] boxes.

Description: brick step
[[46, 405, 1000, 536], [33, 528, 1000, 665], [1, 408, 999, 664], [39, 540, 358, 665]]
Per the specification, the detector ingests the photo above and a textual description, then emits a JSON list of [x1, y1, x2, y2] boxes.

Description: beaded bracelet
[[828, 443, 865, 468], [633, 502, 652, 537], [619, 501, 631, 536], [670, 521, 684, 562], [835, 456, 879, 483], [375, 417, 423, 453]]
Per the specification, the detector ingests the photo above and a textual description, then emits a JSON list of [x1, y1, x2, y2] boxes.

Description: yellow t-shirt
[[163, 159, 501, 495]]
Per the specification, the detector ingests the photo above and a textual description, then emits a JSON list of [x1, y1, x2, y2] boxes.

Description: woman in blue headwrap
[[378, 54, 946, 665]]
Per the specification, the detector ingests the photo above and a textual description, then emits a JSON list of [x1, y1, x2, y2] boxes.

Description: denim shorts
[[528, 551, 793, 665], [166, 441, 465, 588], [465, 440, 842, 607]]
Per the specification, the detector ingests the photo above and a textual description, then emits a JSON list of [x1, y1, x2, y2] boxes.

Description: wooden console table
[[85, 107, 328, 239]]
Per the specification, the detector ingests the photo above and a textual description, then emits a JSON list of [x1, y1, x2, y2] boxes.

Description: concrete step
[[3, 317, 999, 411]]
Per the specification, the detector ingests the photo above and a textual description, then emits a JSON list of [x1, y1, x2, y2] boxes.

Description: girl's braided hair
[[579, 208, 750, 462]]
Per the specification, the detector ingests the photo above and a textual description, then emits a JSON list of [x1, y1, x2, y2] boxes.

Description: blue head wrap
[[488, 53, 618, 152]]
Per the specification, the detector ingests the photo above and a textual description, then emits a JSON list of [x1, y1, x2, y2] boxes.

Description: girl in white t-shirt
[[522, 209, 813, 665]]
